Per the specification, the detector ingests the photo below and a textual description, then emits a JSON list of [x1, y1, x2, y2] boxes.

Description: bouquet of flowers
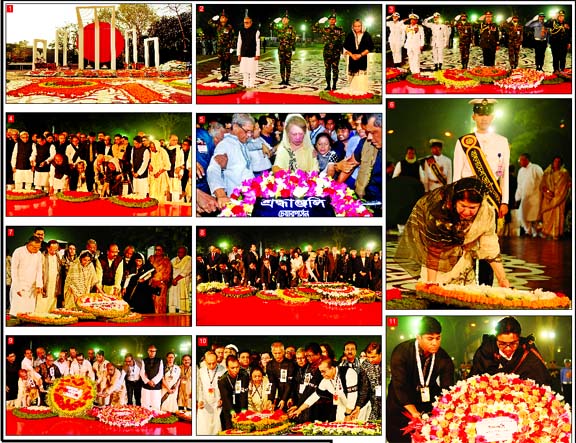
[[494, 68, 546, 90], [197, 81, 244, 96], [196, 282, 227, 294], [47, 375, 96, 417], [97, 405, 154, 427]]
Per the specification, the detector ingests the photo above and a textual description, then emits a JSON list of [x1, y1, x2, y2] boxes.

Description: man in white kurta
[[386, 13, 406, 66], [420, 139, 452, 192], [69, 354, 96, 380], [168, 247, 192, 313], [148, 143, 171, 202], [197, 351, 225, 435], [9, 237, 43, 317], [422, 13, 451, 70], [404, 14, 425, 74], [36, 241, 61, 313], [237, 16, 260, 88], [515, 154, 544, 237]]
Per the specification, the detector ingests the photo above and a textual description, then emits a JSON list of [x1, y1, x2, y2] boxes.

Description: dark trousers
[[551, 43, 568, 71], [482, 47, 496, 66], [126, 379, 142, 406], [533, 40, 547, 69]]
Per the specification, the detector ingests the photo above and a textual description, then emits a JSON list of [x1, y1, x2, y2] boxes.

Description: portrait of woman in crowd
[[63, 250, 105, 309], [123, 252, 155, 314], [273, 114, 319, 173], [344, 19, 374, 92]]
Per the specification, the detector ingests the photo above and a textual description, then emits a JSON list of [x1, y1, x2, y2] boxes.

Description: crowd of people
[[197, 243, 382, 291], [7, 228, 192, 316], [6, 128, 192, 203], [196, 112, 382, 216], [5, 344, 191, 414], [387, 9, 571, 73], [386, 316, 571, 442], [206, 10, 375, 91], [197, 339, 381, 434]]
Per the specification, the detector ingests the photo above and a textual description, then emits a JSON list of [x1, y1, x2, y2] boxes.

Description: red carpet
[[197, 90, 332, 104], [7, 313, 190, 327], [6, 197, 191, 217], [196, 294, 382, 326], [386, 80, 572, 95], [5, 410, 191, 436]]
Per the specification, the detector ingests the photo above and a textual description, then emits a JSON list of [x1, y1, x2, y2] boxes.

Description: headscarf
[[276, 114, 316, 172]]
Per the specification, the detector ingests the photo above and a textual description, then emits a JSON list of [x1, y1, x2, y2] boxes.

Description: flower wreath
[[277, 289, 311, 304], [6, 189, 48, 201], [406, 73, 440, 86], [494, 68, 546, 90], [97, 405, 154, 427], [50, 308, 96, 320], [435, 69, 480, 89], [319, 89, 381, 104], [386, 67, 408, 82], [196, 81, 245, 96], [12, 406, 58, 419], [55, 191, 99, 203], [219, 170, 373, 217], [76, 293, 131, 318], [47, 375, 96, 417], [196, 282, 227, 294], [107, 312, 143, 323], [291, 420, 382, 436], [220, 286, 256, 298], [16, 312, 79, 325], [109, 195, 159, 208], [465, 66, 508, 83], [256, 289, 281, 300]]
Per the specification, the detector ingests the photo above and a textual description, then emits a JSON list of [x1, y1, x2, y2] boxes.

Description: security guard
[[312, 12, 345, 90], [272, 11, 297, 85], [500, 15, 524, 69], [545, 10, 571, 73]]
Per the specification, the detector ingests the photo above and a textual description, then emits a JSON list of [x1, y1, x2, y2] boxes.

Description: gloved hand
[[273, 17, 282, 23], [212, 15, 219, 21], [319, 17, 328, 24], [532, 14, 540, 21], [506, 17, 512, 23], [455, 15, 461, 21]]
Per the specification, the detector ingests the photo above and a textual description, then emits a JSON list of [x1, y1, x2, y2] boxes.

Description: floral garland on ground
[[316, 284, 360, 307], [386, 288, 429, 310], [256, 289, 280, 300], [291, 420, 381, 436], [494, 68, 546, 90], [293, 285, 322, 300], [109, 195, 159, 208], [230, 409, 290, 433], [220, 422, 292, 436], [542, 73, 565, 85], [97, 405, 154, 427], [12, 406, 57, 419], [149, 410, 178, 424], [50, 308, 96, 320], [464, 66, 508, 83], [175, 410, 192, 422], [415, 282, 571, 309], [278, 289, 311, 304], [196, 282, 227, 294], [55, 191, 99, 203], [319, 89, 381, 104], [220, 170, 373, 217], [407, 373, 571, 443], [16, 312, 79, 325], [435, 69, 479, 89], [6, 189, 48, 200], [357, 288, 377, 303], [47, 375, 96, 417], [76, 293, 131, 318], [558, 69, 571, 81], [107, 312, 143, 323], [406, 73, 440, 86], [386, 67, 408, 82], [197, 81, 245, 96], [220, 286, 256, 298], [8, 79, 104, 99]]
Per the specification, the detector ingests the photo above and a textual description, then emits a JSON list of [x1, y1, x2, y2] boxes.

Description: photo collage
[[1, 1, 573, 442]]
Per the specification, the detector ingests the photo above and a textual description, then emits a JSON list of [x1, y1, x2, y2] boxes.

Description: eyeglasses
[[237, 126, 254, 136], [496, 340, 519, 349]]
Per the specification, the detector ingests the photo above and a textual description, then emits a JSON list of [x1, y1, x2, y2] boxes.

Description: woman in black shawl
[[343, 19, 374, 92]]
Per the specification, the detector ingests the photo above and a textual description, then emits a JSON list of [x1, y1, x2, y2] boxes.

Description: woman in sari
[[343, 19, 374, 92], [540, 156, 571, 240], [148, 245, 172, 314], [247, 367, 273, 412], [123, 252, 155, 314], [273, 114, 319, 173], [177, 354, 192, 411], [63, 250, 105, 309], [161, 352, 181, 412]]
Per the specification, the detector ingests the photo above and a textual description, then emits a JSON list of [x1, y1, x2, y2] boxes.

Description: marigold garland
[[196, 82, 245, 96], [435, 69, 480, 89], [406, 73, 440, 86], [55, 191, 99, 203], [6, 189, 48, 200], [319, 90, 381, 104], [12, 406, 58, 419], [109, 195, 159, 208], [47, 375, 96, 417], [16, 312, 79, 325]]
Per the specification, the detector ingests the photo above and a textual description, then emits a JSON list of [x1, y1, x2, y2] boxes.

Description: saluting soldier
[[500, 15, 524, 69], [422, 12, 451, 71], [312, 12, 345, 90], [404, 13, 424, 74], [272, 11, 297, 85], [525, 12, 547, 71], [477, 11, 500, 67], [386, 12, 406, 67], [545, 10, 571, 73], [209, 10, 235, 82], [453, 12, 473, 69]]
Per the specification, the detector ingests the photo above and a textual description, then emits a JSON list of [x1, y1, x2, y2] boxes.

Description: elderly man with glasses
[[469, 316, 552, 387]]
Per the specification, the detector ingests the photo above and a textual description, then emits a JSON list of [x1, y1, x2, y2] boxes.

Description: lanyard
[[415, 340, 435, 388]]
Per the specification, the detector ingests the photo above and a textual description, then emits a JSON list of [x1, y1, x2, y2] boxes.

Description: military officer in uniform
[[272, 11, 297, 85], [312, 12, 345, 90], [209, 10, 235, 82], [453, 99, 510, 286], [386, 12, 406, 67], [525, 13, 547, 71], [404, 13, 424, 74], [500, 15, 524, 69], [453, 12, 473, 69], [477, 11, 500, 67], [545, 10, 571, 73], [422, 12, 450, 71], [420, 139, 452, 192]]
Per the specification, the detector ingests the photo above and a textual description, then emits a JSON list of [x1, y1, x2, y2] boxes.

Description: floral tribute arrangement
[[109, 195, 159, 208], [97, 405, 155, 427], [76, 293, 131, 318], [415, 282, 571, 309], [16, 312, 79, 325], [175, 410, 192, 422], [220, 286, 257, 298], [12, 406, 57, 419], [464, 66, 508, 83], [220, 409, 291, 435], [219, 170, 373, 217], [256, 289, 281, 300], [406, 373, 571, 443], [46, 375, 96, 417], [386, 67, 408, 82], [55, 191, 99, 203], [319, 88, 381, 105], [6, 189, 48, 200], [50, 308, 96, 320], [315, 283, 360, 307], [494, 68, 546, 90], [196, 81, 245, 96], [277, 288, 312, 304], [386, 287, 429, 310], [435, 69, 480, 89], [406, 73, 440, 86], [196, 282, 227, 294], [291, 420, 381, 436], [107, 312, 143, 323]]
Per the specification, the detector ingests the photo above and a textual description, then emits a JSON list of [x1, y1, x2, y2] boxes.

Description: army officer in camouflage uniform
[[453, 12, 473, 69], [209, 10, 235, 82], [313, 13, 345, 90], [272, 12, 297, 85], [500, 15, 523, 69]]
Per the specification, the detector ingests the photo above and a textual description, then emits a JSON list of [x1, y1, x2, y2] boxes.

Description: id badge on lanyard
[[420, 386, 430, 402], [280, 369, 287, 383], [235, 380, 242, 394], [333, 392, 339, 405]]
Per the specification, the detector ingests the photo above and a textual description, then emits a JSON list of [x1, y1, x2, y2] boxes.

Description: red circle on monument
[[78, 22, 125, 63]]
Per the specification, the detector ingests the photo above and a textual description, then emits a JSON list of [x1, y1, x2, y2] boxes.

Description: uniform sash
[[428, 157, 447, 185], [459, 133, 501, 208]]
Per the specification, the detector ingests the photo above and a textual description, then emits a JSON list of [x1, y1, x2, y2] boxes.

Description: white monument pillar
[[110, 11, 116, 70], [76, 8, 84, 69], [32, 39, 47, 70], [124, 29, 137, 67], [144, 37, 160, 68], [132, 29, 138, 65], [94, 13, 100, 69]]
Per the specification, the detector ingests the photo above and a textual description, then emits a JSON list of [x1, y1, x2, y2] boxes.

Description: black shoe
[[285, 80, 290, 86], [324, 85, 331, 91], [438, 64, 442, 70], [279, 80, 286, 85]]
